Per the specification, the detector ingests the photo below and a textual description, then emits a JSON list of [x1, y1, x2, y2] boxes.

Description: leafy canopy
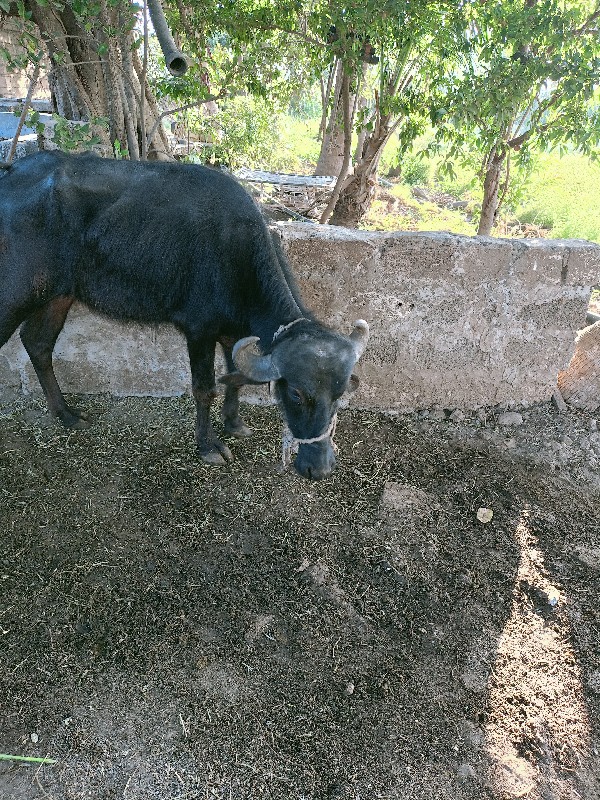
[[430, 0, 600, 172]]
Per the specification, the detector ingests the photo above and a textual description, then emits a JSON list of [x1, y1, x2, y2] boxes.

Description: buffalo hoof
[[57, 407, 91, 430], [199, 442, 234, 466], [224, 419, 253, 438]]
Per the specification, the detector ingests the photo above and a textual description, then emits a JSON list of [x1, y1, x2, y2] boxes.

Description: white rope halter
[[272, 317, 306, 341], [282, 413, 338, 468]]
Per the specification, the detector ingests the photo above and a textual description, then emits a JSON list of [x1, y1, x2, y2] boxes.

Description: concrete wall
[[1, 225, 599, 412], [280, 225, 599, 410], [0, 22, 50, 99]]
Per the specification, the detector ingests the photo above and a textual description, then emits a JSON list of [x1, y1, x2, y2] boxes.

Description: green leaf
[[0, 754, 56, 765]]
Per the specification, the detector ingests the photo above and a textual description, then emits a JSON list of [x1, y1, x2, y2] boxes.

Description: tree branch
[[248, 20, 325, 48], [541, 3, 600, 57], [145, 94, 226, 149], [570, 4, 600, 38], [140, 0, 148, 159], [5, 62, 40, 165]]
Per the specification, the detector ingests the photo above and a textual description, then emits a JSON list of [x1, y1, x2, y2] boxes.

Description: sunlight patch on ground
[[484, 510, 592, 799]]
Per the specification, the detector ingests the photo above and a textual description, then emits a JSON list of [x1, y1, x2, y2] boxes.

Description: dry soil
[[0, 393, 599, 800]]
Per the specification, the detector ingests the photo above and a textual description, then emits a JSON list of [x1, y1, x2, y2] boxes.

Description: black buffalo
[[0, 151, 368, 479]]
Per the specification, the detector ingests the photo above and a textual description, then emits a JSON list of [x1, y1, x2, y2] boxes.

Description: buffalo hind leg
[[219, 340, 253, 439], [187, 337, 233, 466], [19, 296, 89, 429]]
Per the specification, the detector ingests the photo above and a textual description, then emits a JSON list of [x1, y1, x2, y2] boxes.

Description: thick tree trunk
[[329, 159, 377, 227], [314, 58, 366, 180], [477, 146, 506, 236], [319, 71, 352, 224], [329, 112, 396, 227], [23, 1, 168, 159], [315, 119, 346, 177]]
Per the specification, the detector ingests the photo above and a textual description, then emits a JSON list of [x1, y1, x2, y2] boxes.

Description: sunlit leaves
[[432, 0, 600, 163]]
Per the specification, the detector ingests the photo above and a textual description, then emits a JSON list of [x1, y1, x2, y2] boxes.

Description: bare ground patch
[[0, 394, 599, 799]]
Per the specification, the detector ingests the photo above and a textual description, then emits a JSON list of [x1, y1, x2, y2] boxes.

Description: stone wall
[[1, 225, 599, 412], [0, 21, 50, 98], [279, 225, 599, 410], [0, 22, 28, 97]]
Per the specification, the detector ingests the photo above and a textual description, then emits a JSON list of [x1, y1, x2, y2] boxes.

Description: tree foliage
[[317, 1, 463, 224], [1, 0, 171, 158], [3, 0, 600, 235], [429, 0, 600, 233]]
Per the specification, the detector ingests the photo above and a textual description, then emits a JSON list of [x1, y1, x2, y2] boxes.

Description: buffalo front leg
[[19, 296, 90, 429], [187, 337, 233, 466], [219, 339, 253, 439]]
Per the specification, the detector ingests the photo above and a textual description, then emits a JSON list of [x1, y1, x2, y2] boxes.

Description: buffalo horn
[[232, 336, 281, 383], [349, 319, 369, 359]]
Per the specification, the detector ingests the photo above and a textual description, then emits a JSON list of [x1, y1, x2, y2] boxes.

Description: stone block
[[558, 321, 600, 411]]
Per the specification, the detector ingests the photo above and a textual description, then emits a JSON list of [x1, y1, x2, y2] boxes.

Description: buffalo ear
[[347, 374, 360, 393]]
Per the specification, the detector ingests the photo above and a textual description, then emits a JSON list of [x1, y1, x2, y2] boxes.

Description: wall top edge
[[273, 221, 600, 253]]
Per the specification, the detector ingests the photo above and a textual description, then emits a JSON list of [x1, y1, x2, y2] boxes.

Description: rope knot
[[272, 317, 306, 342]]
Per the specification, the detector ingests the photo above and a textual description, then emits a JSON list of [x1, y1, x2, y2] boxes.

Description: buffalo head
[[232, 320, 369, 480]]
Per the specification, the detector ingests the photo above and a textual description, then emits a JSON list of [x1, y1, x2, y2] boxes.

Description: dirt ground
[[0, 391, 599, 800]]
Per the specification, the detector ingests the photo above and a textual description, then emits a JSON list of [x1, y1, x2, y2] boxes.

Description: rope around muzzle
[[281, 413, 338, 469], [271, 317, 338, 469]]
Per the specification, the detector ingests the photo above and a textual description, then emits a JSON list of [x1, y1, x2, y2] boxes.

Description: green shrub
[[515, 152, 600, 243], [518, 205, 556, 229], [288, 87, 322, 120], [432, 161, 479, 199], [193, 96, 281, 171], [267, 115, 321, 173], [400, 154, 431, 186], [23, 110, 108, 153]]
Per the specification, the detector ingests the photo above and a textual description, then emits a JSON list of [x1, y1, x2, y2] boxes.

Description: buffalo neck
[[248, 307, 307, 351]]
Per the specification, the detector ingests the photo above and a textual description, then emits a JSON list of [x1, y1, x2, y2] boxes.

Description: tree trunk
[[329, 109, 396, 227], [23, 1, 169, 159], [319, 71, 352, 224], [477, 146, 506, 236], [315, 59, 368, 180], [329, 158, 376, 227], [314, 60, 347, 177]]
